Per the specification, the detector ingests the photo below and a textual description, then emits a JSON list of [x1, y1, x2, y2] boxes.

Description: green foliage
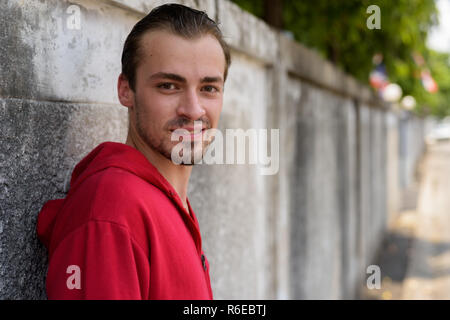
[[232, 0, 450, 117]]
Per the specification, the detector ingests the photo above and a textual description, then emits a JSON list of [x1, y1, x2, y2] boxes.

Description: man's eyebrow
[[149, 72, 223, 84], [200, 76, 223, 84], [150, 72, 186, 83]]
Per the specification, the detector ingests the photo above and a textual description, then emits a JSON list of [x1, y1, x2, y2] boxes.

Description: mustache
[[166, 116, 212, 130]]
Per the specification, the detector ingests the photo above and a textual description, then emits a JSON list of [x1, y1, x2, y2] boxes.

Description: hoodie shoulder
[[69, 166, 163, 225], [41, 166, 161, 256], [37, 142, 174, 254]]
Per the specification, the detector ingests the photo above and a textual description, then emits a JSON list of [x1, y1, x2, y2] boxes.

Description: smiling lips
[[170, 127, 206, 140]]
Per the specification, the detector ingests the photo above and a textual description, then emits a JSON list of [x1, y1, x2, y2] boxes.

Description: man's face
[[128, 30, 225, 164]]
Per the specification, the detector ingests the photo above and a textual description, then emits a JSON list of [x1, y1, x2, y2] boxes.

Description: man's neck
[[125, 134, 192, 212]]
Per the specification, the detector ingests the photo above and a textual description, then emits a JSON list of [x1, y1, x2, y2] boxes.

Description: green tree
[[232, 0, 449, 117]]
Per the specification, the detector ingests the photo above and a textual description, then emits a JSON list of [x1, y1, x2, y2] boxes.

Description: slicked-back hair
[[121, 3, 231, 91]]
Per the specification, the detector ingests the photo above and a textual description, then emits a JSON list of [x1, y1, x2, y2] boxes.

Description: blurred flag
[[421, 69, 438, 93], [413, 52, 438, 93], [370, 67, 389, 90], [369, 53, 389, 90]]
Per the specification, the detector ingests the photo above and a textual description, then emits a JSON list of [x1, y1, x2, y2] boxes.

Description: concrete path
[[402, 141, 450, 299], [362, 140, 450, 299]]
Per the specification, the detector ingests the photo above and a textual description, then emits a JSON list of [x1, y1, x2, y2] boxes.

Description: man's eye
[[202, 85, 219, 93], [157, 83, 177, 90]]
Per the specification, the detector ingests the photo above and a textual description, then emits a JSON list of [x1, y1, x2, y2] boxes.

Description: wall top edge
[[104, 0, 384, 107]]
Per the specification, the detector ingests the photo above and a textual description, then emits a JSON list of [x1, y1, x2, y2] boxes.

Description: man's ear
[[117, 73, 134, 108]]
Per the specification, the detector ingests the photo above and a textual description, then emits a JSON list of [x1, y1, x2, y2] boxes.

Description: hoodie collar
[[39, 141, 203, 253], [69, 141, 173, 198]]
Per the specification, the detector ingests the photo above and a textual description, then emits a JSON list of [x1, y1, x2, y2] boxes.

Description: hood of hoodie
[[36, 141, 197, 250]]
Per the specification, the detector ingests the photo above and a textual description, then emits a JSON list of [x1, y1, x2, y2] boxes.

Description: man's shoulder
[[84, 166, 162, 198], [64, 166, 167, 224], [47, 166, 167, 255]]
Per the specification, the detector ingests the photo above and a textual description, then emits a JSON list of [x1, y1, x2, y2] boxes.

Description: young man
[[36, 3, 231, 300]]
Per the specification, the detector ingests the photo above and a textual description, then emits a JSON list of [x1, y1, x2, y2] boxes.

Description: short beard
[[134, 98, 213, 165]]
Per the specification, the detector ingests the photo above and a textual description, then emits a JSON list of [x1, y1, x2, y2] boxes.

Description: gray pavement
[[362, 140, 450, 299]]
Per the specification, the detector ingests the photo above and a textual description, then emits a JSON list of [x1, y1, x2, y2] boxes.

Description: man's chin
[[167, 141, 210, 166], [178, 162, 195, 166], [176, 154, 205, 166]]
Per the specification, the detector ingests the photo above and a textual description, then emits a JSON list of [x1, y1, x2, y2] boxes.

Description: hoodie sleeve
[[46, 220, 150, 300]]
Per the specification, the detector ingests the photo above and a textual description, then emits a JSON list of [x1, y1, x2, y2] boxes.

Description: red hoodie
[[36, 142, 213, 300]]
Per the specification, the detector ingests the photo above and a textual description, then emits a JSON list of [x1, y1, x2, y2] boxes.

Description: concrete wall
[[398, 111, 428, 191], [0, 0, 427, 299]]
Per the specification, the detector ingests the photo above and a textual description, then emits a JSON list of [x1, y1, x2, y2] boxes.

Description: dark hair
[[121, 3, 231, 91]]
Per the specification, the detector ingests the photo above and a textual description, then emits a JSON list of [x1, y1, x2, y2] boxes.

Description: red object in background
[[369, 54, 389, 91], [37, 142, 213, 300], [421, 69, 439, 93], [413, 52, 438, 93], [370, 69, 389, 90]]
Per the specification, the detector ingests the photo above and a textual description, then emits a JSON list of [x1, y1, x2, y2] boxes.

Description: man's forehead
[[139, 29, 221, 57], [137, 29, 226, 78]]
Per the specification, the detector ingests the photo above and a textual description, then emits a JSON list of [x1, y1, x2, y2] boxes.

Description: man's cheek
[[211, 112, 221, 127]]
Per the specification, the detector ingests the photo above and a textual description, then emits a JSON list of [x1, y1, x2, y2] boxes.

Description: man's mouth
[[170, 127, 207, 140]]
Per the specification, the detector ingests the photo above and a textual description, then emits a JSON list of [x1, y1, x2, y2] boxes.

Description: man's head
[[121, 4, 231, 92], [118, 3, 231, 165]]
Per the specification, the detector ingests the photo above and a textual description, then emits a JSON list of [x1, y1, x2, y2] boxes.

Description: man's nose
[[176, 88, 206, 120]]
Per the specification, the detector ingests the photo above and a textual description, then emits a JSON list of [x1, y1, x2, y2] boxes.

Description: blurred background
[[1, 0, 450, 299], [233, 0, 450, 118], [231, 0, 450, 300]]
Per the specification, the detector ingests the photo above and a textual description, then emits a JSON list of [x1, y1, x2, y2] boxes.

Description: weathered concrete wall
[[0, 0, 428, 299], [288, 82, 353, 299], [0, 99, 127, 299], [387, 109, 431, 224], [398, 111, 428, 190], [386, 111, 400, 226]]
